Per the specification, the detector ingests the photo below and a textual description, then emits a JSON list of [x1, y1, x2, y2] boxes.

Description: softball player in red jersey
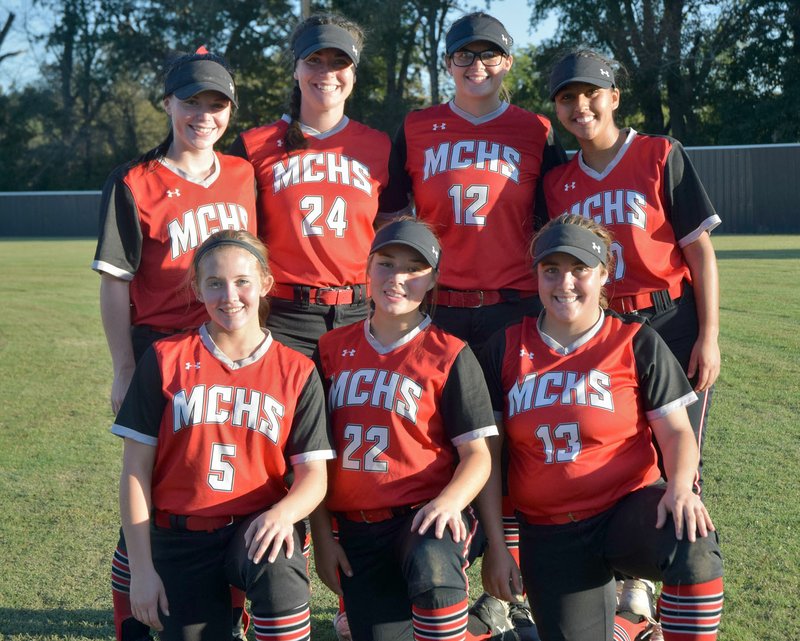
[[543, 50, 721, 491], [92, 49, 256, 641], [114, 230, 332, 641], [310, 219, 497, 641], [477, 215, 723, 641], [229, 14, 390, 357], [379, 14, 565, 636], [379, 11, 567, 352]]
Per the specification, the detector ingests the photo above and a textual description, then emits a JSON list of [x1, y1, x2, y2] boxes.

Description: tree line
[[0, 0, 796, 191]]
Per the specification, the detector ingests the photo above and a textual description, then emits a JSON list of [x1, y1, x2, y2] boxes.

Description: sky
[[0, 0, 557, 92]]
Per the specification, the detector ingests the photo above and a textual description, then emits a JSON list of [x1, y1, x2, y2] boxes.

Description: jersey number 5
[[300, 195, 348, 238], [341, 424, 389, 473], [535, 423, 582, 464], [208, 442, 236, 492]]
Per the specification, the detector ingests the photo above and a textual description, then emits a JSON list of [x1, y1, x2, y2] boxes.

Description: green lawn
[[0, 235, 797, 640]]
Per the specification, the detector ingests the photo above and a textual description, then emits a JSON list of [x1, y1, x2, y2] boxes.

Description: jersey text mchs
[[559, 189, 647, 229], [328, 369, 423, 424], [172, 384, 286, 443], [508, 369, 614, 417], [423, 140, 521, 183], [167, 203, 250, 259], [272, 153, 373, 195]]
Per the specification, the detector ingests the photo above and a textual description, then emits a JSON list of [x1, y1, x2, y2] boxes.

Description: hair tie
[[195, 238, 267, 269]]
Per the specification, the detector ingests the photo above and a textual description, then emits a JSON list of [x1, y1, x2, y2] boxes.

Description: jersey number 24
[[300, 195, 348, 237]]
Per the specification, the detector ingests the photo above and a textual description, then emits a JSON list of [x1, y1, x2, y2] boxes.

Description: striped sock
[[501, 497, 520, 566], [412, 598, 469, 641], [613, 613, 650, 641], [111, 545, 152, 641], [111, 545, 131, 595], [252, 603, 311, 641], [659, 577, 723, 640]]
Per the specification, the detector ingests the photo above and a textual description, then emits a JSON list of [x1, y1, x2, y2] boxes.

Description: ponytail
[[283, 84, 309, 153]]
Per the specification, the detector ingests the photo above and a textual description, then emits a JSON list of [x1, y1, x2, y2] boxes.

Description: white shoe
[[617, 579, 656, 619], [615, 580, 625, 609]]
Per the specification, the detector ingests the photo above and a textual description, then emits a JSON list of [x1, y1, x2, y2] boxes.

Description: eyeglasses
[[450, 50, 505, 67]]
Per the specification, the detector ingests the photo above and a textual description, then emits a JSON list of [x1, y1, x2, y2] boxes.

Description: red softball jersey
[[92, 153, 257, 329], [112, 326, 333, 517], [480, 310, 697, 521], [543, 129, 721, 301], [380, 101, 566, 292], [317, 317, 497, 513], [232, 116, 390, 288]]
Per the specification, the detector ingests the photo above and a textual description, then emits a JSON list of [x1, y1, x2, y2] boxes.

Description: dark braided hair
[[133, 49, 235, 168], [283, 14, 365, 154]]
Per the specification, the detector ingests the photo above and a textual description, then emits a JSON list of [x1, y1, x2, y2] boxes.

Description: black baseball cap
[[293, 24, 361, 66], [446, 13, 513, 56], [370, 220, 441, 270], [549, 53, 615, 100], [164, 57, 237, 106], [533, 223, 607, 268]]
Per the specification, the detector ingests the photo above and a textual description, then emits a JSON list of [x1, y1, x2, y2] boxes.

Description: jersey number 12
[[448, 184, 489, 226]]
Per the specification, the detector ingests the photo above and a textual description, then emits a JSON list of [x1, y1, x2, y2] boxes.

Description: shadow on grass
[[716, 249, 800, 260], [0, 606, 345, 639], [0, 608, 112, 637]]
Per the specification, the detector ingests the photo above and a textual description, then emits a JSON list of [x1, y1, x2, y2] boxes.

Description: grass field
[[0, 235, 798, 640]]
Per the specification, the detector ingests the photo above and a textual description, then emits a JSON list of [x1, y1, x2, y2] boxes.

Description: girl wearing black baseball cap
[[478, 214, 724, 641], [543, 47, 721, 520], [230, 14, 390, 362], [379, 11, 566, 352], [312, 218, 496, 641], [93, 47, 257, 641], [379, 11, 567, 639]]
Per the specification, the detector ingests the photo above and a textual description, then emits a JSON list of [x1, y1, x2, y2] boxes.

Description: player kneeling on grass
[[311, 219, 497, 641], [113, 230, 333, 641], [476, 215, 724, 641]]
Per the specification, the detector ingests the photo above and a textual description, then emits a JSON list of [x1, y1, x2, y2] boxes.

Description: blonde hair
[[191, 230, 273, 324]]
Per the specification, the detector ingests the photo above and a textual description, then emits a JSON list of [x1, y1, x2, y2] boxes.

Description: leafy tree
[[705, 1, 800, 143], [0, 12, 23, 67], [527, 0, 764, 143]]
